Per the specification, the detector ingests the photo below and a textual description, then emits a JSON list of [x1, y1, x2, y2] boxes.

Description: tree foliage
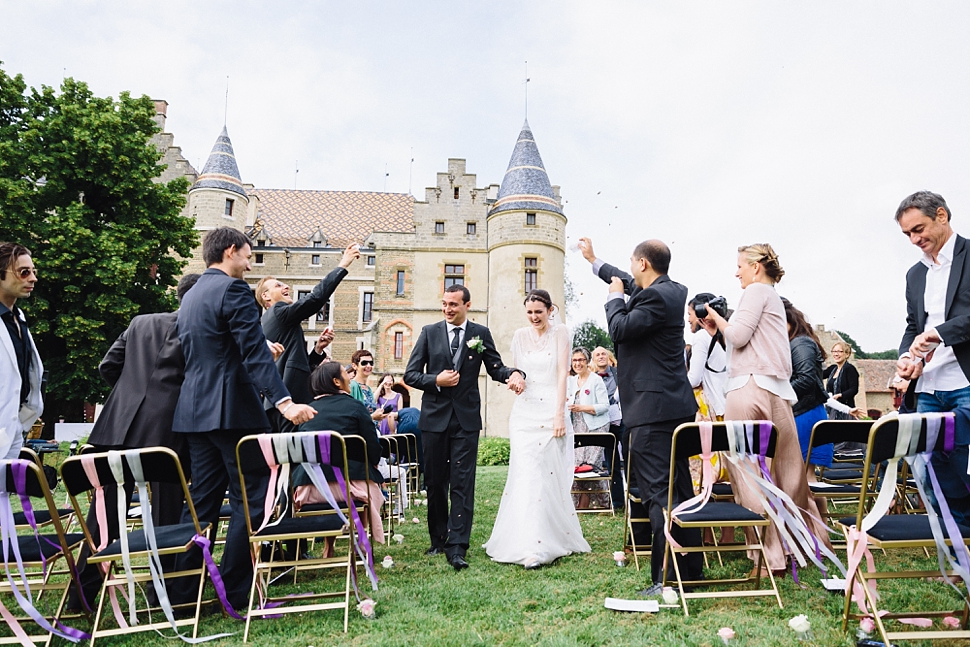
[[0, 63, 197, 418], [834, 330, 898, 360], [571, 319, 613, 353]]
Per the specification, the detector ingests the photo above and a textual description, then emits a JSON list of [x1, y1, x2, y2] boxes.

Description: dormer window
[[313, 241, 322, 248], [256, 239, 265, 247]]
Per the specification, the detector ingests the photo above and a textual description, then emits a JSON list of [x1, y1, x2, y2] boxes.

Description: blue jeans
[[918, 386, 970, 526]]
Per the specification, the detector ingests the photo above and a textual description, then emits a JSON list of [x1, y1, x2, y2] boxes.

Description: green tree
[[834, 330, 898, 360], [572, 319, 613, 353], [0, 63, 197, 429]]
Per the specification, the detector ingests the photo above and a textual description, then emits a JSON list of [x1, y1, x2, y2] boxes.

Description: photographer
[[687, 293, 728, 421]]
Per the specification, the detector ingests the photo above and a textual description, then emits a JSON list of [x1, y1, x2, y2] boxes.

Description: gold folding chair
[[237, 431, 377, 641], [0, 456, 87, 646], [572, 432, 616, 515], [60, 448, 210, 645], [662, 421, 783, 616], [394, 433, 421, 505], [839, 413, 970, 644], [806, 420, 875, 535], [621, 458, 650, 571]]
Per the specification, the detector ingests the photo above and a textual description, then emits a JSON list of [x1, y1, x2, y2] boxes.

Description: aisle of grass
[[34, 465, 970, 646]]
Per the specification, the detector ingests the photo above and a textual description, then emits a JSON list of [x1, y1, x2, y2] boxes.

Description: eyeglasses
[[572, 358, 587, 363], [359, 360, 374, 366], [16, 267, 37, 279]]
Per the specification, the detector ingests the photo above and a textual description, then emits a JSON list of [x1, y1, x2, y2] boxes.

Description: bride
[[483, 289, 591, 569]]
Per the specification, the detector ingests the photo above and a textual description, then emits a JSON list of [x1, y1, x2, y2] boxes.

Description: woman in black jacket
[[296, 361, 387, 543], [822, 341, 859, 418], [783, 299, 834, 473]]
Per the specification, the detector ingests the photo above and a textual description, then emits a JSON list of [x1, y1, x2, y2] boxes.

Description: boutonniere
[[466, 336, 484, 353], [584, 389, 590, 395]]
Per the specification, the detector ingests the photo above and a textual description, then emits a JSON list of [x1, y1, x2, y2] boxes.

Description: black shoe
[[425, 546, 445, 556], [449, 555, 469, 571], [637, 582, 664, 597]]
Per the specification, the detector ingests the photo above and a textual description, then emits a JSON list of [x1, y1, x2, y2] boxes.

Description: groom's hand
[[578, 237, 596, 264], [436, 369, 460, 387], [507, 372, 525, 394]]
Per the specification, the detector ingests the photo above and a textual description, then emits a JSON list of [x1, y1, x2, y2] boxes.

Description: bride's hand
[[553, 415, 566, 438]]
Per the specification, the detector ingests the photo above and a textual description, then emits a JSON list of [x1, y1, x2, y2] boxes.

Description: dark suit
[[404, 320, 516, 558], [899, 234, 970, 509], [170, 268, 291, 609], [261, 267, 347, 431], [599, 262, 701, 584], [71, 312, 189, 608]]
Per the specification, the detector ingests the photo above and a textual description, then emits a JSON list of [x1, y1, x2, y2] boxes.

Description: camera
[[693, 296, 727, 319]]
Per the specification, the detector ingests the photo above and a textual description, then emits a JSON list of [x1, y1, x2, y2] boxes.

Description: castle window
[[313, 241, 322, 248], [254, 253, 264, 264], [224, 199, 234, 217], [394, 331, 404, 359], [362, 292, 374, 323], [466, 222, 477, 235], [317, 298, 331, 323], [454, 187, 460, 200], [524, 257, 538, 293], [526, 212, 536, 226], [444, 264, 465, 289], [311, 254, 320, 265], [396, 270, 405, 296], [367, 255, 376, 266], [257, 239, 265, 247], [435, 221, 445, 235]]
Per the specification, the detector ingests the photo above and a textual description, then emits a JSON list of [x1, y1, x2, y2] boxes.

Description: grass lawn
[[24, 464, 970, 646]]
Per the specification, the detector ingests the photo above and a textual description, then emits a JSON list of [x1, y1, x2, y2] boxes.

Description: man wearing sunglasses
[[0, 242, 43, 460]]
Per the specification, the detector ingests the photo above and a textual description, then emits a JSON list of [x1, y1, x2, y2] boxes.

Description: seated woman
[[295, 361, 387, 544], [567, 347, 612, 509]]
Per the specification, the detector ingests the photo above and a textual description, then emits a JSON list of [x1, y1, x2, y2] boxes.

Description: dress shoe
[[524, 560, 542, 570], [637, 582, 664, 597], [425, 546, 445, 556], [449, 555, 469, 571]]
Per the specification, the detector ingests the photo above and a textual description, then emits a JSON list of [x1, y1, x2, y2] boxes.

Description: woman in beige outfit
[[701, 244, 832, 576]]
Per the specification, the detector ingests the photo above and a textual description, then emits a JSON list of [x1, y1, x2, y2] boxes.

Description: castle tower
[[484, 119, 567, 436]]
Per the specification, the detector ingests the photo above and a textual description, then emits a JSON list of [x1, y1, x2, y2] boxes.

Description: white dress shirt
[[446, 321, 466, 363], [918, 233, 970, 393]]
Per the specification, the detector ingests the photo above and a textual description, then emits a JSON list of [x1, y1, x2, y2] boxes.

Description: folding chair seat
[[0, 457, 88, 646], [661, 420, 839, 616], [839, 412, 970, 644], [805, 421, 875, 533], [237, 431, 378, 642], [621, 460, 650, 570], [572, 432, 616, 515], [60, 448, 219, 644]]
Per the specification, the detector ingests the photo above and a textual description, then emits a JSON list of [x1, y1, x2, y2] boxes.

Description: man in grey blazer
[[256, 243, 359, 432], [580, 237, 702, 595], [895, 191, 970, 519]]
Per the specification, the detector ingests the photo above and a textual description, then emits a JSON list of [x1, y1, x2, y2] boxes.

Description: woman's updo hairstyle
[[738, 243, 785, 284], [310, 361, 344, 397], [523, 289, 554, 310]]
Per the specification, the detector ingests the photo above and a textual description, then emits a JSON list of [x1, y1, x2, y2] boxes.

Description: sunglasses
[[359, 360, 374, 366], [16, 267, 37, 279]]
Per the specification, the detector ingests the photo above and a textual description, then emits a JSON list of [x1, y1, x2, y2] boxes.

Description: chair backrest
[[60, 447, 187, 496], [866, 414, 952, 465], [11, 449, 47, 498], [671, 420, 777, 462], [808, 420, 873, 449], [394, 433, 417, 464], [378, 435, 393, 460], [574, 432, 617, 453]]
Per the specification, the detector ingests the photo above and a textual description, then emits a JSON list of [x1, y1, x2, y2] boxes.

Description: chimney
[[152, 100, 168, 131]]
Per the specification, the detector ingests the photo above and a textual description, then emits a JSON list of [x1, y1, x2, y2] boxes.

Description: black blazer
[[404, 320, 516, 433], [599, 262, 697, 427], [822, 361, 859, 408], [173, 268, 289, 433], [790, 336, 827, 418], [298, 393, 383, 484], [261, 267, 347, 407], [899, 234, 970, 391], [89, 312, 186, 453]]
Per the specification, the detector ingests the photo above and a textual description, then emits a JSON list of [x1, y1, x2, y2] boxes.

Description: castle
[[152, 101, 567, 436]]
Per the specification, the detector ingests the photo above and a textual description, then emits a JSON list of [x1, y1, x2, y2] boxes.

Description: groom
[[404, 284, 525, 570]]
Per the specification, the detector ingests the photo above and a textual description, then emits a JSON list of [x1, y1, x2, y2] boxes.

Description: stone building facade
[[154, 102, 566, 436]]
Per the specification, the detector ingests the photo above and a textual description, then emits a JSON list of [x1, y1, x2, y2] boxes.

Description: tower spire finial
[[523, 61, 530, 120]]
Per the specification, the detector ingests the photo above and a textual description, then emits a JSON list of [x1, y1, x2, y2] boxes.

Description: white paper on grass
[[821, 578, 846, 592], [604, 598, 659, 613]]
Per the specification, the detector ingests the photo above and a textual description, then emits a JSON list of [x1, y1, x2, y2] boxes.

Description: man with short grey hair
[[895, 190, 970, 520]]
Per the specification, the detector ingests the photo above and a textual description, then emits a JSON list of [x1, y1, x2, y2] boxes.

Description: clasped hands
[[435, 369, 525, 394], [897, 328, 942, 380]]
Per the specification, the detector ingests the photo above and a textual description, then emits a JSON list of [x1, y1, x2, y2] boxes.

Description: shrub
[[477, 437, 511, 466]]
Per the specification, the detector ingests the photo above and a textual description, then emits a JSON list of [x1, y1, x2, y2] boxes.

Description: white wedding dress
[[483, 323, 591, 565]]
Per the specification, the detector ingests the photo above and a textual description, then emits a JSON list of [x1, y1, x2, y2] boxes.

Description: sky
[[3, 1, 968, 352]]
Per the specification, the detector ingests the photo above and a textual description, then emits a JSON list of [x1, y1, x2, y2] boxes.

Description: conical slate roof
[[191, 126, 247, 198], [488, 119, 563, 217]]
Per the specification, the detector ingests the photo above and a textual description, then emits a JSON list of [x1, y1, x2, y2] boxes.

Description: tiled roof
[[856, 359, 898, 393], [489, 119, 564, 217], [191, 126, 247, 198], [249, 189, 414, 247]]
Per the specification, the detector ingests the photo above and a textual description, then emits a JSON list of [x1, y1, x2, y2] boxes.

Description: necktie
[[451, 328, 462, 367]]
